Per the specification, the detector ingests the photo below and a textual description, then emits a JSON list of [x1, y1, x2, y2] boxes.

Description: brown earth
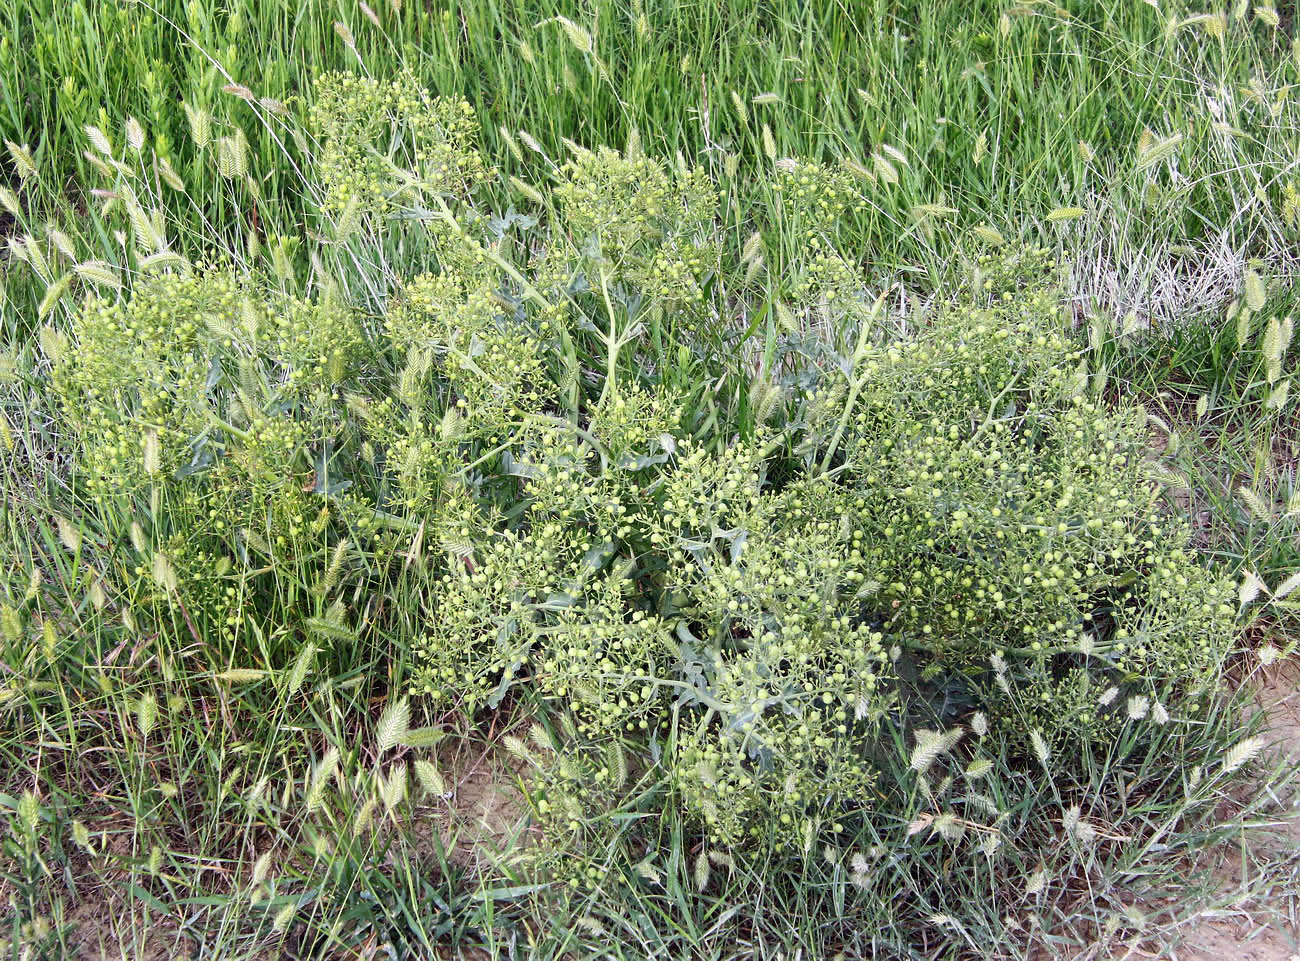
[[11, 665, 1297, 960], [1163, 659, 1300, 961], [410, 742, 534, 870]]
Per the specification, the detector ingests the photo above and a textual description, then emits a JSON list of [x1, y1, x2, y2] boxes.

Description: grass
[[0, 2, 1298, 960], [1100, 282, 1300, 605], [2, 0, 1298, 302]]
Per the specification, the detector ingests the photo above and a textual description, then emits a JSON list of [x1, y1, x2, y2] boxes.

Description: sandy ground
[[1168, 659, 1300, 961], [411, 743, 534, 869], [19, 662, 1300, 960]]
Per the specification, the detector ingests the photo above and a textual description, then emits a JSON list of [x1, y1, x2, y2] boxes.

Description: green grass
[[1, 2, 1298, 960], [2, 0, 1297, 304], [1095, 279, 1300, 572]]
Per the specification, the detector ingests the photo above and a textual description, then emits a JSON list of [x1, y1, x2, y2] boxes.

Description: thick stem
[[818, 293, 886, 474]]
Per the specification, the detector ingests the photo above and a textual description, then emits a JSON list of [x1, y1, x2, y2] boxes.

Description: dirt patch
[[410, 743, 535, 870], [1257, 658, 1300, 741], [63, 899, 198, 961], [1058, 660, 1300, 961], [1172, 921, 1299, 961], [1169, 659, 1300, 960], [1256, 657, 1300, 829]]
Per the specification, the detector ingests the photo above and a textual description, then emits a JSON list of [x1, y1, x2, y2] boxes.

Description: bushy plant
[[26, 72, 1255, 953], [311, 71, 489, 217]]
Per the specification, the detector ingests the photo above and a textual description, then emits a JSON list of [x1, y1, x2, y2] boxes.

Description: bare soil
[[410, 743, 534, 870], [16, 665, 1299, 960], [1168, 659, 1300, 961]]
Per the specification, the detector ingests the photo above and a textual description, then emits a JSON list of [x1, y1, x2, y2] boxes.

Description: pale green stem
[[818, 293, 886, 473], [596, 261, 621, 407]]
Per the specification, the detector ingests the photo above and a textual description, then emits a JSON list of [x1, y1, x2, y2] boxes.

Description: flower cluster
[[787, 237, 869, 329], [964, 244, 1063, 303], [51, 268, 362, 500], [366, 234, 1232, 847], [663, 475, 891, 845], [771, 158, 865, 239], [793, 277, 1236, 750], [311, 71, 489, 217], [45, 265, 365, 673], [554, 146, 717, 257], [41, 82, 1241, 866], [553, 146, 720, 315]]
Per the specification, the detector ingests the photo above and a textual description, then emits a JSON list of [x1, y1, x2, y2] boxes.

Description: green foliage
[[311, 71, 489, 216], [2, 7, 1297, 951], [50, 270, 361, 501], [34, 80, 1242, 883], [3, 0, 1297, 320]]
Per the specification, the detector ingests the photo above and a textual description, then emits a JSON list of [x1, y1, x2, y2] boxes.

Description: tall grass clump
[[2, 0, 1298, 327], [0, 71, 1288, 959]]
